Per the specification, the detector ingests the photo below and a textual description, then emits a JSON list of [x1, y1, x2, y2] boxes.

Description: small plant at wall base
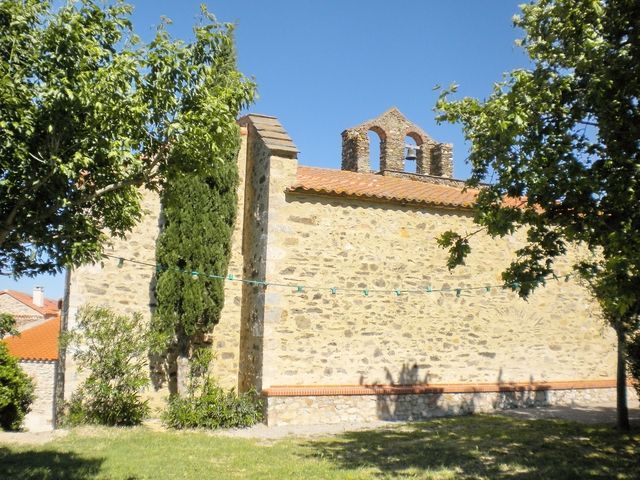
[[162, 348, 263, 429], [63, 306, 151, 426], [0, 342, 35, 431]]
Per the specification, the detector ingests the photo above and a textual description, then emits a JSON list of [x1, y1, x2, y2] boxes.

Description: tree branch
[[0, 157, 59, 248], [0, 148, 168, 253], [77, 149, 165, 205], [462, 226, 487, 241]]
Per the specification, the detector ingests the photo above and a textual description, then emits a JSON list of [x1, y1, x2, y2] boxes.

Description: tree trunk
[[616, 327, 630, 432], [176, 333, 190, 397]]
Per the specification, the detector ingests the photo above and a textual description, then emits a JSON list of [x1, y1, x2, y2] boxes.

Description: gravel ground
[[1, 402, 638, 445]]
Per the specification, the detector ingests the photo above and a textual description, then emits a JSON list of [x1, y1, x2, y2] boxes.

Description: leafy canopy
[[0, 0, 254, 276], [153, 170, 238, 353], [150, 15, 245, 370], [436, 0, 639, 311], [0, 314, 18, 339]]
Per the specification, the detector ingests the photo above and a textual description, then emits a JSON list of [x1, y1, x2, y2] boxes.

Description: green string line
[[104, 253, 575, 296]]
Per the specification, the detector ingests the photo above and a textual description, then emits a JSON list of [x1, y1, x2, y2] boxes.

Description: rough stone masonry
[[63, 108, 637, 425]]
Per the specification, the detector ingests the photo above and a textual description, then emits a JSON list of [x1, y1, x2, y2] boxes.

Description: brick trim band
[[262, 379, 635, 397]]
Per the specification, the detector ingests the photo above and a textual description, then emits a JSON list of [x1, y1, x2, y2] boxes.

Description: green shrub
[[162, 348, 263, 429], [63, 306, 151, 426], [162, 380, 263, 429], [0, 343, 35, 431], [63, 386, 150, 427]]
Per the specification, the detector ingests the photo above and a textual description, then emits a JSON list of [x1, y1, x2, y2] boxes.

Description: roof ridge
[[0, 289, 60, 315]]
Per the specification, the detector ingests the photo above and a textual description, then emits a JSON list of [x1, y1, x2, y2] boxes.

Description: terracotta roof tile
[[288, 167, 526, 209], [288, 166, 478, 208], [0, 289, 60, 316], [3, 315, 60, 361]]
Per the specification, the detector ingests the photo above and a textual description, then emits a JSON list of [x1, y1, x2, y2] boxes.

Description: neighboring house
[[0, 288, 60, 330], [2, 290, 61, 431], [64, 108, 638, 426]]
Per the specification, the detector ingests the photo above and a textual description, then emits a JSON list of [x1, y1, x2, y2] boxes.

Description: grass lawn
[[1, 415, 639, 479]]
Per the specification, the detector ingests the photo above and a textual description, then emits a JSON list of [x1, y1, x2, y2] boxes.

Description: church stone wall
[[266, 386, 639, 426], [20, 361, 57, 431], [207, 128, 248, 389], [63, 187, 162, 403], [257, 191, 616, 390]]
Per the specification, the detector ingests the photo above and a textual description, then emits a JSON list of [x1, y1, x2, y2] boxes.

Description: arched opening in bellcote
[[367, 126, 386, 173]]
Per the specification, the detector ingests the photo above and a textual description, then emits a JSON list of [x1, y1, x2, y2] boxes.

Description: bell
[[405, 145, 418, 161]]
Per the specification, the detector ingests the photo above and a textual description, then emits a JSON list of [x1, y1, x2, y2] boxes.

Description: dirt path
[[0, 429, 68, 446], [1, 402, 638, 444]]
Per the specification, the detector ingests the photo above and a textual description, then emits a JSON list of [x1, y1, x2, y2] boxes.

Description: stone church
[[62, 108, 634, 425]]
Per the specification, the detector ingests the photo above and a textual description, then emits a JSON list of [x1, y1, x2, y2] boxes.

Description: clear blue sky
[[1, 0, 529, 299]]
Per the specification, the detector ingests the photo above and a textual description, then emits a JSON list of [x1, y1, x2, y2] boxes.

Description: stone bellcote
[[341, 107, 453, 178]]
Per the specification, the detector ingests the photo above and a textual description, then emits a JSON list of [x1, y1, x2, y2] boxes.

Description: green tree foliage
[[152, 151, 239, 390], [0, 313, 18, 339], [63, 306, 151, 426], [435, 0, 639, 430], [153, 169, 237, 344], [0, 342, 34, 431], [0, 0, 254, 276]]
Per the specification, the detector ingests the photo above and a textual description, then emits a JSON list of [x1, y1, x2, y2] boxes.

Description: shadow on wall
[[374, 364, 440, 421], [374, 365, 552, 421], [494, 369, 551, 410], [0, 448, 104, 480]]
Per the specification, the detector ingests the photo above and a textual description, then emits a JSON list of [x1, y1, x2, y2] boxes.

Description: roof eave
[[285, 187, 473, 211]]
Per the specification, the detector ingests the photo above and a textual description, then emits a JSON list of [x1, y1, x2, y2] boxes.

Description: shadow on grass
[[305, 415, 640, 479], [0, 447, 104, 480]]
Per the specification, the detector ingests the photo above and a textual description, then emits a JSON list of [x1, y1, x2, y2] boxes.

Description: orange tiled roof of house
[[3, 315, 60, 361], [0, 289, 59, 316], [288, 166, 478, 208]]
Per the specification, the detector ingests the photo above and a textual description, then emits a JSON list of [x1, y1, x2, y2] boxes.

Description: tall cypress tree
[[150, 10, 253, 394], [154, 143, 239, 394]]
